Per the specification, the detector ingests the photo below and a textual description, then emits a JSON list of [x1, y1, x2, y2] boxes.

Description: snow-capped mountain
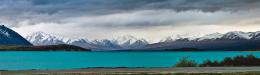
[[114, 35, 139, 45], [250, 31, 260, 40], [67, 38, 89, 44], [221, 31, 252, 40], [160, 31, 260, 43], [67, 38, 92, 49], [160, 34, 203, 42], [26, 31, 260, 50], [91, 39, 121, 49], [26, 32, 93, 49], [217, 31, 260, 40], [147, 31, 260, 50], [26, 32, 70, 45], [198, 33, 223, 41], [113, 35, 149, 49], [26, 32, 149, 50], [0, 25, 32, 46]]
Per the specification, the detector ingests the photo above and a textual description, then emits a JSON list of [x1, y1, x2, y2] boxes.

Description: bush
[[175, 57, 198, 67], [175, 54, 260, 67], [200, 54, 260, 67]]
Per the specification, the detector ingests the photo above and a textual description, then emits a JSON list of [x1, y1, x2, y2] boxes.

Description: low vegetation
[[175, 54, 260, 67], [175, 57, 198, 67], [200, 54, 260, 67]]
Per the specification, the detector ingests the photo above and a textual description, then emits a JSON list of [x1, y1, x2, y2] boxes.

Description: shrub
[[175, 57, 198, 67], [200, 54, 260, 67]]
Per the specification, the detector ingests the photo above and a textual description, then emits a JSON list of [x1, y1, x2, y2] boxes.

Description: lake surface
[[0, 51, 260, 70]]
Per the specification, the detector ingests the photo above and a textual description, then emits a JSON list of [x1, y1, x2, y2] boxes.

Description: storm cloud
[[1, 0, 260, 41], [3, 0, 260, 14], [1, 0, 260, 26]]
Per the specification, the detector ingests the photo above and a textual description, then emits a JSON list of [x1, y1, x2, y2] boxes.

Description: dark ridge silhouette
[[0, 25, 32, 46], [0, 44, 91, 51]]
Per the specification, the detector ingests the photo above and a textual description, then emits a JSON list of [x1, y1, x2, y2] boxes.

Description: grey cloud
[[1, 0, 260, 15], [31, 0, 260, 12], [28, 0, 260, 13], [57, 9, 260, 29], [0, 0, 260, 27]]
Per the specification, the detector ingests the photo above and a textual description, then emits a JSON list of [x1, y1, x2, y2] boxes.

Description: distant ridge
[[0, 44, 90, 51], [159, 31, 260, 42], [25, 31, 260, 51], [26, 32, 148, 50], [0, 25, 32, 46], [147, 31, 260, 51]]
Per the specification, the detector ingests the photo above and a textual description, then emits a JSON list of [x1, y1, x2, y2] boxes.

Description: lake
[[0, 51, 260, 70]]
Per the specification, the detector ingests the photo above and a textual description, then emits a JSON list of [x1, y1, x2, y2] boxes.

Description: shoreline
[[2, 67, 260, 75]]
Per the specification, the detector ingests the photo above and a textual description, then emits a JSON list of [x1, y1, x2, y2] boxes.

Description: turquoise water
[[0, 51, 259, 70]]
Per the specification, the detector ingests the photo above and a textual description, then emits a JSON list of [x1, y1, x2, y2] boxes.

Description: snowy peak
[[25, 32, 149, 50], [160, 31, 260, 42], [91, 39, 120, 49], [113, 35, 149, 48], [87, 35, 149, 49], [0, 25, 11, 37], [250, 31, 260, 40], [115, 35, 140, 45], [67, 38, 89, 44], [26, 31, 93, 49], [26, 31, 260, 50], [26, 31, 70, 45], [160, 34, 203, 42], [198, 33, 223, 41], [221, 31, 252, 40], [92, 39, 115, 46], [159, 36, 174, 43]]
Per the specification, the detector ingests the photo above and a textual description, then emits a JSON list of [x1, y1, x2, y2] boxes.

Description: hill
[[0, 44, 91, 51]]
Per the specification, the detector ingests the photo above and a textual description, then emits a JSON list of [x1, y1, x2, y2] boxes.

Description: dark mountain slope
[[0, 25, 32, 46]]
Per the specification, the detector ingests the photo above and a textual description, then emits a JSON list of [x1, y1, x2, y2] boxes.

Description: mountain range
[[1, 24, 260, 51], [147, 31, 260, 51], [159, 31, 260, 42], [25, 32, 149, 50], [0, 25, 90, 51], [25, 31, 260, 51]]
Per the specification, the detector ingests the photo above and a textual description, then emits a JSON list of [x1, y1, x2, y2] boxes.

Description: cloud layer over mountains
[[1, 0, 260, 42]]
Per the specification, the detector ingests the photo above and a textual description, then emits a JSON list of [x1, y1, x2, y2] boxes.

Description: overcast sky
[[1, 0, 260, 42]]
